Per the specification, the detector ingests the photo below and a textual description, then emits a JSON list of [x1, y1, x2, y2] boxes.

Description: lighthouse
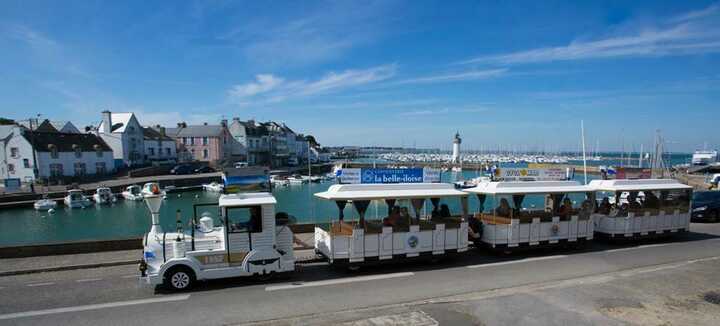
[[452, 131, 461, 163]]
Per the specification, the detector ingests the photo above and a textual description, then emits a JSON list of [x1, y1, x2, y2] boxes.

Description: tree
[[0, 117, 16, 125], [304, 135, 320, 148]]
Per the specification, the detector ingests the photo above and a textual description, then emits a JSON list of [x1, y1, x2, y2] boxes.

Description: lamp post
[[29, 114, 41, 185]]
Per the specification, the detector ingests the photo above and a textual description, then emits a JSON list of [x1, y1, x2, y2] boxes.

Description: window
[[75, 147, 82, 158], [50, 163, 63, 177], [148, 148, 155, 156], [182, 137, 188, 145], [74, 163, 86, 176], [96, 162, 106, 175], [96, 148, 103, 158], [226, 206, 262, 233], [7, 164, 15, 173], [203, 149, 209, 159], [10, 147, 19, 158], [23, 159, 30, 168], [165, 148, 171, 156], [202, 137, 208, 145], [51, 146, 58, 158], [190, 137, 195, 145]]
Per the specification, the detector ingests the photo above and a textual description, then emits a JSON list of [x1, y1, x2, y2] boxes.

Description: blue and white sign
[[338, 168, 440, 184]]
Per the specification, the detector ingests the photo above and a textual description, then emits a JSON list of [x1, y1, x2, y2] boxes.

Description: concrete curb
[[0, 260, 140, 277]]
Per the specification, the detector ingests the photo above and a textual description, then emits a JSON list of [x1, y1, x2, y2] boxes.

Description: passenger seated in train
[[643, 191, 660, 209], [496, 198, 512, 217], [616, 203, 629, 217], [557, 198, 573, 219], [383, 206, 401, 226], [579, 199, 593, 219], [627, 192, 642, 210], [597, 197, 612, 215], [439, 204, 452, 218]]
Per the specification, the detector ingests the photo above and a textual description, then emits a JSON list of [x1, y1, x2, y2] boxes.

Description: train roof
[[464, 180, 591, 195], [219, 192, 277, 207], [315, 183, 467, 201], [588, 179, 692, 192]]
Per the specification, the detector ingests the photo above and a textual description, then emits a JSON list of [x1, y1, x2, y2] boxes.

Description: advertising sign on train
[[493, 168, 569, 181], [338, 168, 440, 184], [222, 166, 270, 192]]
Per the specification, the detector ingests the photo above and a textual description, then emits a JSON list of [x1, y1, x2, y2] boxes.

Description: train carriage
[[464, 180, 595, 249], [313, 183, 470, 266], [589, 179, 692, 239]]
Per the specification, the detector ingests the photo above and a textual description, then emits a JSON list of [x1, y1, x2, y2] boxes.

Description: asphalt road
[[1, 223, 719, 325]]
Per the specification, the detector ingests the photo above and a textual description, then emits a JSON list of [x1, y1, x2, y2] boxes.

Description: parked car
[[691, 191, 720, 222], [194, 166, 215, 174], [170, 164, 194, 175], [234, 162, 248, 169]]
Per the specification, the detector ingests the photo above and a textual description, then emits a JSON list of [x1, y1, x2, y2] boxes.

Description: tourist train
[[139, 168, 694, 291]]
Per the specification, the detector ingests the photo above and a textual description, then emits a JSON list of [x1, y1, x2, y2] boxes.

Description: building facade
[[164, 122, 237, 165], [143, 127, 177, 164], [97, 111, 145, 168], [2, 126, 114, 182]]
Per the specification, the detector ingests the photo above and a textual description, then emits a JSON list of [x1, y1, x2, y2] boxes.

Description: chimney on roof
[[221, 119, 227, 127], [101, 110, 112, 133], [159, 127, 166, 137], [203, 122, 208, 126]]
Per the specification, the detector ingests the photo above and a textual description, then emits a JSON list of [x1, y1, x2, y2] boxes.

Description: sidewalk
[[0, 233, 319, 277]]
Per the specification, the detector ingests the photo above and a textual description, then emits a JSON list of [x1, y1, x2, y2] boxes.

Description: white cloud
[[228, 74, 284, 98], [228, 64, 396, 104], [397, 68, 507, 84], [460, 3, 720, 65], [398, 108, 450, 116]]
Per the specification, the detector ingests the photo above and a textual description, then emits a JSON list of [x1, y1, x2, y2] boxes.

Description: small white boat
[[141, 183, 166, 197], [64, 190, 92, 208], [34, 198, 57, 211], [202, 182, 224, 192], [93, 187, 115, 204], [270, 175, 289, 187], [122, 185, 144, 201], [287, 175, 307, 185], [451, 166, 463, 172]]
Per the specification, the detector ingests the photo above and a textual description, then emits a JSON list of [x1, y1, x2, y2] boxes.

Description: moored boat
[[202, 182, 224, 192], [93, 187, 115, 204], [34, 198, 57, 211], [122, 185, 144, 201], [64, 190, 92, 208]]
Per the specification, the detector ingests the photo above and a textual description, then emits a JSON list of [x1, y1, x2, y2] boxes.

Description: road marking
[[688, 256, 720, 264], [604, 246, 641, 252], [76, 278, 102, 283], [26, 282, 55, 287], [466, 255, 567, 269], [637, 243, 670, 249], [0, 295, 190, 320], [265, 272, 414, 291]]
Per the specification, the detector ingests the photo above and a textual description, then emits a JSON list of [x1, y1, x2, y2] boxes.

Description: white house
[[2, 128, 114, 182], [97, 110, 145, 168], [143, 127, 177, 164]]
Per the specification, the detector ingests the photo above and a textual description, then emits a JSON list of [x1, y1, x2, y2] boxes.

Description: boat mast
[[581, 120, 588, 185]]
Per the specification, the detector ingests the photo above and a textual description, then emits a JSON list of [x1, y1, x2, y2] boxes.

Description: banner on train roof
[[222, 166, 270, 192], [493, 168, 569, 181], [613, 167, 651, 180], [338, 168, 440, 184]]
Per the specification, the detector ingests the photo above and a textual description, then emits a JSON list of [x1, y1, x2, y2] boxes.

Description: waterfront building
[[97, 111, 146, 168], [142, 127, 177, 164], [1, 125, 114, 182], [228, 118, 314, 167], [163, 121, 238, 165]]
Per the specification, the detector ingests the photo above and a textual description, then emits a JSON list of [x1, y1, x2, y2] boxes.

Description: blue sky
[[1, 1, 719, 152]]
